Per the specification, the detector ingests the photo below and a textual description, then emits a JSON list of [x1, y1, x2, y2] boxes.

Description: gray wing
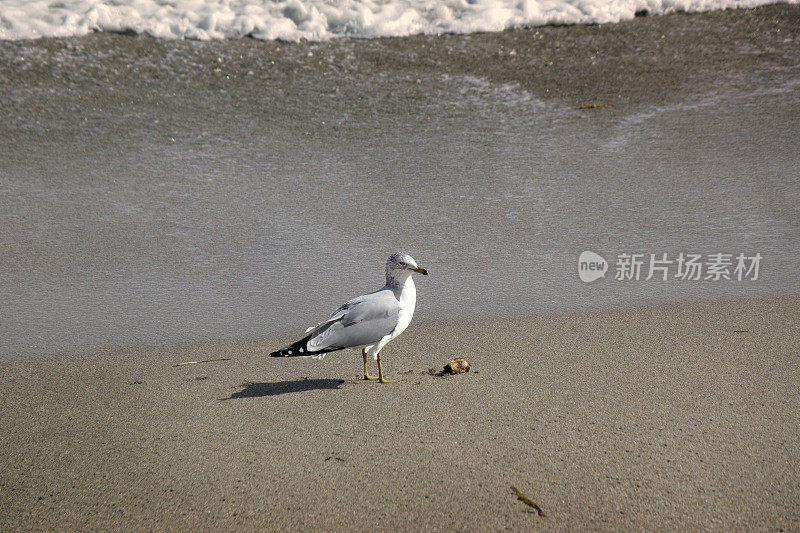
[[306, 289, 400, 351]]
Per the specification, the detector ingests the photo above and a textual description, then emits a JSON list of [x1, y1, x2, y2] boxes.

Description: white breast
[[390, 276, 416, 340]]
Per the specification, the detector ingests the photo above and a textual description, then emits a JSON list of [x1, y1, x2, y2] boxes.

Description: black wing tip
[[269, 349, 306, 357], [269, 335, 314, 357], [269, 335, 345, 358]]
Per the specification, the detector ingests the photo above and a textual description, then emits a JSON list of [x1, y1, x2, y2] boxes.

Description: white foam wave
[[0, 0, 795, 41]]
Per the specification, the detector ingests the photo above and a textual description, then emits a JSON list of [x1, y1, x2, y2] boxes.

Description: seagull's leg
[[362, 348, 378, 381], [377, 352, 397, 384]]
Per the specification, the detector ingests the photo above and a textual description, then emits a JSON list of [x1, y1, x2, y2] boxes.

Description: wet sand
[[1, 297, 798, 530], [1, 5, 799, 358]]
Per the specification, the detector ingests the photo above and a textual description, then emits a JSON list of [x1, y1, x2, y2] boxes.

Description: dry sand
[[1, 297, 798, 531]]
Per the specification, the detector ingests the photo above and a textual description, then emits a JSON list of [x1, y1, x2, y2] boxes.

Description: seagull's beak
[[412, 266, 429, 276]]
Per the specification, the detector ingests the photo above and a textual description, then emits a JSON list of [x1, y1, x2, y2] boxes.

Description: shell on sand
[[445, 358, 470, 374]]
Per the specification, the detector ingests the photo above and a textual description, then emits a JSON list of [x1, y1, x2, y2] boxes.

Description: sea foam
[[0, 0, 796, 41]]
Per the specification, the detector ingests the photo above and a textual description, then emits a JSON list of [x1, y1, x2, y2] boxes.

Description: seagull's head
[[386, 252, 429, 281]]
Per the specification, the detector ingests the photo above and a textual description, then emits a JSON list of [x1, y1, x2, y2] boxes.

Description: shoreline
[[3, 5, 798, 107], [1, 292, 793, 364], [1, 296, 798, 530]]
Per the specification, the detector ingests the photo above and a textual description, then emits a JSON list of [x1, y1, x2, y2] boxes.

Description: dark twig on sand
[[510, 485, 545, 517], [172, 358, 231, 367]]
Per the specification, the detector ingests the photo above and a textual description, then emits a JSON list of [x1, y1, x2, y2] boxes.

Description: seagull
[[270, 252, 429, 383]]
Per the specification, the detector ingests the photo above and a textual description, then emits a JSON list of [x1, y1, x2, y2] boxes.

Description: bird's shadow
[[220, 378, 346, 400]]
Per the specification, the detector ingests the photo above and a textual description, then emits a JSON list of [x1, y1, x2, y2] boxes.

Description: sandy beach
[[1, 297, 798, 530]]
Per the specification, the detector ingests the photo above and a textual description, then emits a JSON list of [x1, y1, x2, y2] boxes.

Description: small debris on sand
[[172, 357, 231, 367], [510, 485, 545, 517], [445, 358, 470, 374]]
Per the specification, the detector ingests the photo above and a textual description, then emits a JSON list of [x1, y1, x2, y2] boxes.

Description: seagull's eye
[[399, 262, 407, 267]]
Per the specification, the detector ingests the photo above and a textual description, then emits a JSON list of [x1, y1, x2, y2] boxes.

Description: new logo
[[578, 250, 608, 283]]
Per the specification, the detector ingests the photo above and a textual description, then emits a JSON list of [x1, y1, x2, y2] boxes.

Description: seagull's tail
[[269, 335, 340, 358]]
